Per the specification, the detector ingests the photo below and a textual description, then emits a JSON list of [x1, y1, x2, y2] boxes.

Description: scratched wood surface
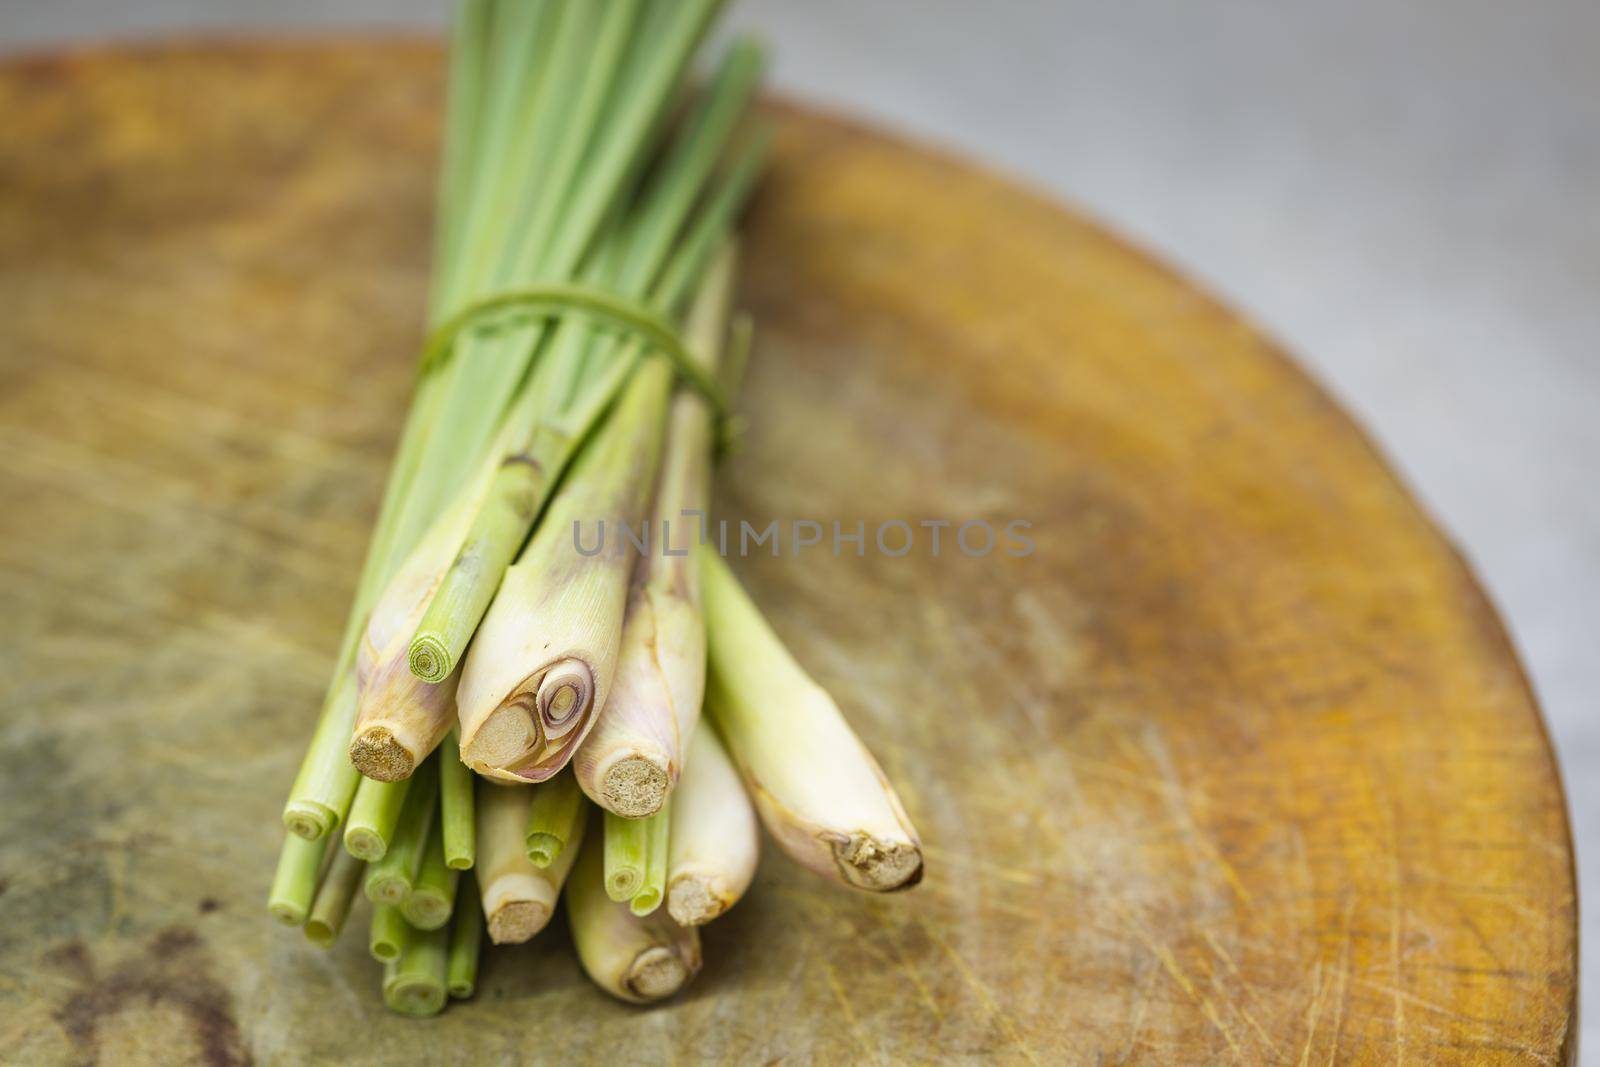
[[0, 38, 1577, 1066]]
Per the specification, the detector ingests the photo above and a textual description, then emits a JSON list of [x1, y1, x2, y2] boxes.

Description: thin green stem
[[430, 0, 494, 320], [369, 903, 408, 964], [447, 879, 484, 999], [282, 672, 361, 840], [383, 922, 450, 1018], [304, 846, 365, 948], [343, 774, 413, 862], [525, 770, 586, 868], [603, 810, 649, 902], [364, 756, 439, 904], [439, 729, 476, 870], [268, 832, 327, 925], [401, 815, 459, 931], [630, 799, 671, 917]]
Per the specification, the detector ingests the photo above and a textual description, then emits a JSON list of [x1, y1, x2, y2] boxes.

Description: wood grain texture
[[0, 39, 1576, 1066]]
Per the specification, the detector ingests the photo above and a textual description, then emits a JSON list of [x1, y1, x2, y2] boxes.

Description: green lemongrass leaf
[[364, 757, 439, 904], [304, 847, 366, 948], [525, 770, 586, 868], [630, 799, 671, 917], [268, 832, 328, 926], [384, 923, 449, 1018], [343, 774, 412, 862], [369, 903, 408, 964], [603, 811, 649, 902], [438, 729, 476, 870], [447, 877, 485, 999], [401, 814, 460, 931]]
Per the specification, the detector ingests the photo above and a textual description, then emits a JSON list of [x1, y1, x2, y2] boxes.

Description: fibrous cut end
[[624, 946, 691, 1001], [666, 876, 725, 926], [463, 704, 539, 771], [833, 833, 923, 892], [487, 901, 550, 945], [407, 633, 452, 684], [349, 727, 415, 782], [600, 755, 670, 818], [386, 978, 446, 1018]]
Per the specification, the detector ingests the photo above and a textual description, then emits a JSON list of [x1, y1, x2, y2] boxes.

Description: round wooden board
[[0, 39, 1577, 1066]]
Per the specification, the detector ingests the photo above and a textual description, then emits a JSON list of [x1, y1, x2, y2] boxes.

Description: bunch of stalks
[[268, 0, 920, 1014]]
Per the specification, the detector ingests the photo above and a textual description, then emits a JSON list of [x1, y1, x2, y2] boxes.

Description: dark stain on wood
[[50, 928, 250, 1067]]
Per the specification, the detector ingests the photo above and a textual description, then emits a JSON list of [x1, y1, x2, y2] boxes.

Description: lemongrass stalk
[[364, 758, 439, 904], [282, 672, 361, 839], [631, 798, 670, 917], [349, 454, 503, 780], [438, 0, 560, 314], [701, 550, 923, 891], [572, 244, 738, 816], [397, 0, 725, 561], [453, 153, 768, 785], [486, 0, 643, 293], [280, 0, 503, 838], [447, 877, 484, 999], [407, 44, 764, 687], [430, 0, 493, 317], [456, 362, 672, 783], [268, 832, 328, 925], [304, 847, 365, 947], [476, 778, 585, 943], [603, 809, 650, 903], [667, 723, 758, 925], [567, 828, 702, 1003], [439, 728, 475, 870], [524, 769, 585, 868], [343, 774, 411, 862], [402, 815, 459, 931], [384, 922, 449, 1018], [369, 904, 407, 964]]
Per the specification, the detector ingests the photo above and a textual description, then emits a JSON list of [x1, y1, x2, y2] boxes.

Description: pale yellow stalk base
[[458, 366, 672, 783], [566, 829, 701, 1003], [701, 550, 923, 892], [476, 777, 585, 943], [351, 441, 497, 780], [571, 244, 734, 816], [666, 724, 757, 925]]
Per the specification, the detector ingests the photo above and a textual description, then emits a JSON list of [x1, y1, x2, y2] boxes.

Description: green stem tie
[[419, 284, 732, 423]]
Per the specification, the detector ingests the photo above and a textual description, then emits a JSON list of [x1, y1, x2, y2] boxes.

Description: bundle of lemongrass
[[268, 0, 921, 1015]]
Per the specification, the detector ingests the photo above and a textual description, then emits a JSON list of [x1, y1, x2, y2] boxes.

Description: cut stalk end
[[364, 870, 412, 906], [344, 829, 387, 863], [625, 946, 690, 1000], [370, 904, 407, 963], [665, 874, 726, 926], [537, 659, 593, 741], [282, 803, 335, 841], [349, 727, 417, 782], [407, 632, 453, 684], [606, 868, 642, 902], [526, 833, 563, 868], [597, 754, 669, 818], [402, 890, 454, 931], [629, 886, 663, 917], [303, 918, 338, 947], [833, 833, 923, 892], [486, 900, 551, 945], [463, 704, 540, 770], [384, 974, 447, 1018]]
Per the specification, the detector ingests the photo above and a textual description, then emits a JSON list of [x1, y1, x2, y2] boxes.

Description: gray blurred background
[[6, 0, 1596, 1047]]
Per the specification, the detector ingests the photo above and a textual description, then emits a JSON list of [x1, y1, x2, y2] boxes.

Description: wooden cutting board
[[0, 39, 1576, 1066]]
